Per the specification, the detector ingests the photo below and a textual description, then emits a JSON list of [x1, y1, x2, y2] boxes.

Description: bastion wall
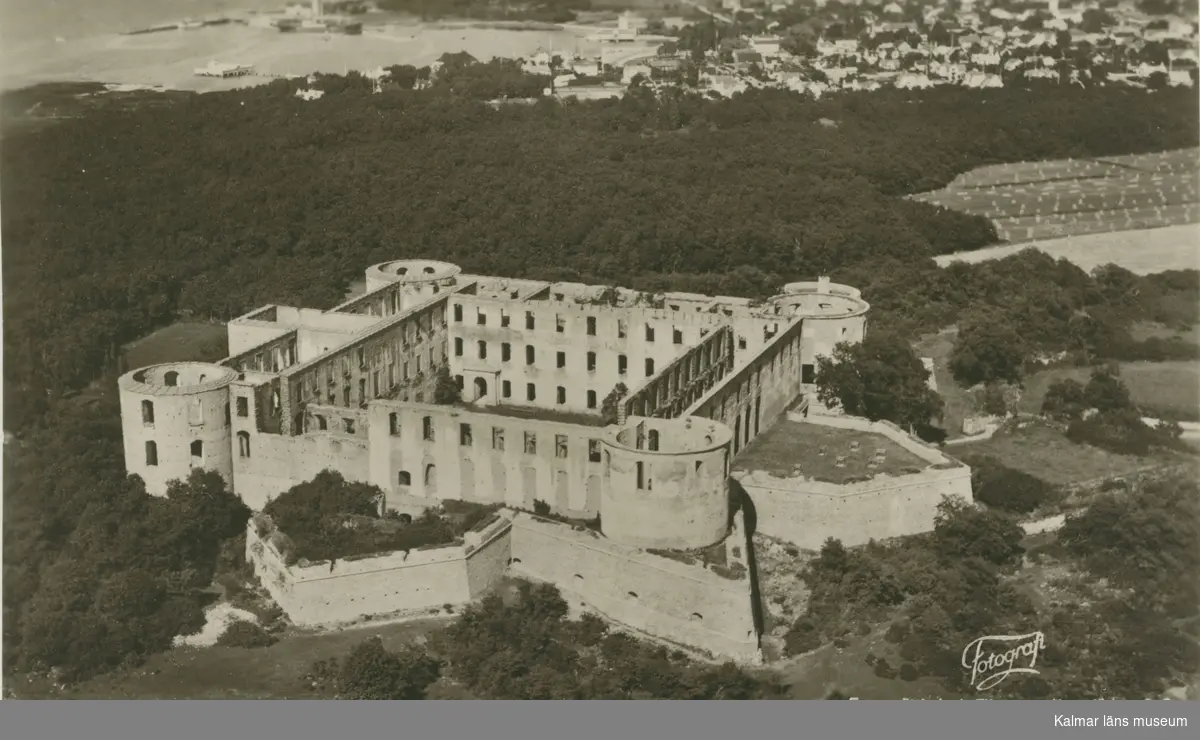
[[733, 413, 973, 550], [508, 510, 762, 663], [245, 509, 514, 626]]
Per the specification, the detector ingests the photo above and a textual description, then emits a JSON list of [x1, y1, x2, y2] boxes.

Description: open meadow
[[913, 148, 1199, 243], [121, 320, 228, 370], [10, 617, 450, 700], [933, 222, 1200, 275]]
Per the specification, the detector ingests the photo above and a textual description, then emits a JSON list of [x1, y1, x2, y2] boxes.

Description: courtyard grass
[[733, 420, 931, 484]]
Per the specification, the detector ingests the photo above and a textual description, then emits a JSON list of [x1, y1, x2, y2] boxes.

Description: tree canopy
[[814, 331, 944, 430]]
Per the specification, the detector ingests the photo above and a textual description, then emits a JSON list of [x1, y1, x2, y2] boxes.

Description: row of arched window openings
[[141, 398, 231, 427], [142, 432, 252, 467]]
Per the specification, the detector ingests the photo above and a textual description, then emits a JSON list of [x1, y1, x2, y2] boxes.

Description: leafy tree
[[1040, 378, 1088, 421], [1059, 473, 1199, 617], [949, 319, 1026, 387], [217, 621, 277, 649], [433, 365, 462, 405], [814, 332, 944, 431], [339, 637, 442, 700], [1083, 365, 1131, 413], [601, 383, 628, 424], [1080, 8, 1116, 33], [964, 456, 1053, 514], [931, 498, 1024, 569], [1138, 0, 1180, 14]]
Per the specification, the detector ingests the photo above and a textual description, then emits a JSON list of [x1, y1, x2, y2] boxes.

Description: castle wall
[[446, 294, 737, 416], [227, 322, 292, 358], [366, 401, 608, 518], [280, 295, 451, 436], [223, 331, 299, 375], [687, 318, 807, 457], [600, 416, 734, 550], [118, 363, 238, 497], [733, 414, 972, 550], [245, 512, 513, 626], [509, 513, 761, 662], [620, 326, 735, 421], [233, 428, 371, 511]]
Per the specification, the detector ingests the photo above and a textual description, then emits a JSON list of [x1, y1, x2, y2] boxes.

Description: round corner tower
[[768, 277, 870, 370], [364, 259, 462, 310], [118, 362, 239, 496], [599, 416, 734, 550]]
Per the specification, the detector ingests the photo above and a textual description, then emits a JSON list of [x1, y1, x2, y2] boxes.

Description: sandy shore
[[935, 223, 1200, 275], [1, 20, 600, 93]]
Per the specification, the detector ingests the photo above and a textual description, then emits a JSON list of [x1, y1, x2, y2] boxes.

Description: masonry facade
[[119, 259, 963, 663]]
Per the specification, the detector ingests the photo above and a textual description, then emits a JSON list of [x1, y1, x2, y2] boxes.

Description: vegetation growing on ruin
[[261, 471, 498, 563], [311, 580, 787, 699], [3, 70, 1198, 690], [781, 474, 1200, 699], [528, 499, 601, 531]]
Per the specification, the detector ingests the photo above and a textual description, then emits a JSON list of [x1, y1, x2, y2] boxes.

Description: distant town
[[534, 0, 1200, 102]]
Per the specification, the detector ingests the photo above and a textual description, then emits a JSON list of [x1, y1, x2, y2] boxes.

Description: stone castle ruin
[[118, 259, 971, 663]]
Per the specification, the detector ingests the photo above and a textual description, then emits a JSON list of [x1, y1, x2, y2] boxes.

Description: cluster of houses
[[546, 0, 1199, 100]]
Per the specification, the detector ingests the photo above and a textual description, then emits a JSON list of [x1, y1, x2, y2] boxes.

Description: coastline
[[1, 14, 609, 95]]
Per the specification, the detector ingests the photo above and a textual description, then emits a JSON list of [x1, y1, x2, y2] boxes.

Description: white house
[[622, 64, 652, 83], [750, 36, 783, 57], [895, 72, 934, 89]]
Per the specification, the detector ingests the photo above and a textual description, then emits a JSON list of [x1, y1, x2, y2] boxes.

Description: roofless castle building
[[118, 260, 970, 662]]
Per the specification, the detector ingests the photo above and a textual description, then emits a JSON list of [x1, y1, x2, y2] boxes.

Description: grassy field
[[1018, 360, 1200, 421], [733, 420, 930, 483], [912, 327, 975, 438], [11, 617, 451, 700], [914, 325, 1200, 437], [121, 320, 228, 370], [950, 423, 1186, 487], [914, 148, 1199, 243]]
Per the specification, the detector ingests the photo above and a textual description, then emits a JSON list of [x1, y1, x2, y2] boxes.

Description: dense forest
[[2, 68, 1197, 689], [786, 472, 1200, 699], [309, 580, 788, 699], [2, 75, 1196, 429]]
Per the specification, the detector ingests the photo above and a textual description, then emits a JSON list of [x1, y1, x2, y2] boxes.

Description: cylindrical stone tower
[[118, 362, 239, 496], [364, 259, 461, 309], [600, 416, 734, 550], [768, 277, 869, 374]]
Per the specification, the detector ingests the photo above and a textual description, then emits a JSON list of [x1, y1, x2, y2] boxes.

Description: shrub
[[885, 619, 910, 644], [968, 456, 1053, 514], [899, 663, 920, 681], [950, 319, 1026, 387], [784, 617, 823, 656], [1066, 409, 1159, 456], [217, 620, 277, 649], [1041, 379, 1089, 421], [873, 658, 897, 679]]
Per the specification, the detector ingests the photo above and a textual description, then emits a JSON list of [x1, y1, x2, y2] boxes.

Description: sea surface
[[1, 0, 281, 87], [0, 0, 601, 92], [1, 0, 279, 45]]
